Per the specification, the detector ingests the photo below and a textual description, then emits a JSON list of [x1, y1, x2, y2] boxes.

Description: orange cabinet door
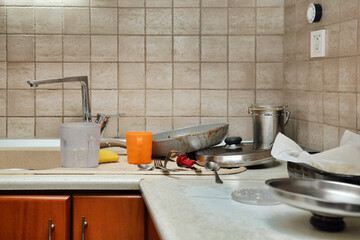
[[73, 194, 145, 240], [0, 195, 71, 240]]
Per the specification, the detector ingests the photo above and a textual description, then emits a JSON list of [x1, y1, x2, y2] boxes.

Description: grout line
[[171, 0, 174, 130]]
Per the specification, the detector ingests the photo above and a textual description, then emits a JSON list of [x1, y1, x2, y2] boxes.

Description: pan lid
[[195, 137, 274, 168]]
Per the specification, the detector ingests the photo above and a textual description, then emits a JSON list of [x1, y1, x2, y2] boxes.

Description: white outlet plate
[[310, 29, 326, 58]]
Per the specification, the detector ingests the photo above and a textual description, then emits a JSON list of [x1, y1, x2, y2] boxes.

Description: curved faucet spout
[[27, 76, 91, 122]]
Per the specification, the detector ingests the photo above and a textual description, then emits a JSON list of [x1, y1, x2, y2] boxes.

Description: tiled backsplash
[[0, 0, 284, 139], [284, 0, 360, 150]]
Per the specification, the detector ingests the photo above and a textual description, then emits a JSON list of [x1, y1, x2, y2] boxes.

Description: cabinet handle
[[48, 219, 55, 240], [81, 216, 88, 240]]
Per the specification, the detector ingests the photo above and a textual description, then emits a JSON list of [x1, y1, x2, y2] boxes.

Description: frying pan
[[100, 123, 229, 157]]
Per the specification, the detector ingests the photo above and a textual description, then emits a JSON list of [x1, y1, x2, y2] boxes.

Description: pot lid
[[195, 137, 274, 168]]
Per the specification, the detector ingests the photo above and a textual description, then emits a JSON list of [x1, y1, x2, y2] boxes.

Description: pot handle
[[284, 110, 291, 126]]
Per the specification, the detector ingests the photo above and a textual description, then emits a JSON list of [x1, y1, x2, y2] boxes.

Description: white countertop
[[1, 161, 359, 239]]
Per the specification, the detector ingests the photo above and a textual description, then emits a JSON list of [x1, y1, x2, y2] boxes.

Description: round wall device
[[307, 3, 322, 23]]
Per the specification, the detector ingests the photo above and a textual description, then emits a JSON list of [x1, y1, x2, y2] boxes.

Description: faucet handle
[[96, 113, 126, 134]]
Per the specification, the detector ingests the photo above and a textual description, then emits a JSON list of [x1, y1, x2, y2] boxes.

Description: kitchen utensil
[[154, 159, 178, 172], [126, 132, 153, 165], [60, 122, 100, 168], [287, 162, 360, 185], [266, 178, 360, 232], [248, 105, 290, 150], [137, 164, 154, 171], [100, 123, 229, 157], [196, 137, 274, 168], [205, 161, 223, 184]]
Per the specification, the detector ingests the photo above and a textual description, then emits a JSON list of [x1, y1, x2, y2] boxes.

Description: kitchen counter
[[0, 161, 359, 239]]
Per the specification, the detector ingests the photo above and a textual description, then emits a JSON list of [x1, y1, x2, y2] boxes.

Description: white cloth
[[271, 131, 360, 175]]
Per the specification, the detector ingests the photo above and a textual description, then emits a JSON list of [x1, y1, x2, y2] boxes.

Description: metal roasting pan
[[100, 123, 229, 157]]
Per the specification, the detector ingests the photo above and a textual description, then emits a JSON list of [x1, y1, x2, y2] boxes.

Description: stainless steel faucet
[[27, 76, 125, 134]]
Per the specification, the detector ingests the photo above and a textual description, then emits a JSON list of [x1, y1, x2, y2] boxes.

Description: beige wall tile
[[174, 0, 199, 7], [201, 63, 227, 89], [296, 91, 309, 121], [296, 61, 309, 91], [357, 94, 360, 129], [201, 36, 227, 62], [229, 0, 255, 7], [8, 90, 34, 116], [118, 117, 145, 137], [323, 92, 339, 125], [201, 117, 228, 125], [118, 0, 144, 7], [284, 119, 296, 141], [174, 90, 200, 116], [228, 117, 253, 140], [8, 117, 35, 138], [174, 8, 200, 34], [146, 36, 172, 62], [118, 63, 145, 89], [35, 117, 62, 138], [63, 8, 89, 34], [339, 19, 357, 57], [308, 122, 323, 151], [174, 36, 199, 62], [63, 0, 89, 6], [284, 62, 296, 90], [0, 7, 5, 34], [0, 117, 5, 138], [146, 0, 172, 7], [0, 90, 5, 116], [229, 8, 255, 34], [174, 63, 200, 89], [229, 63, 255, 89], [201, 8, 227, 34], [323, 59, 339, 92], [309, 60, 323, 91], [36, 35, 62, 62], [0, 35, 5, 61], [201, 90, 227, 116], [202, 0, 228, 7], [146, 90, 172, 116], [284, 90, 296, 119], [146, 9, 172, 35], [256, 90, 283, 105], [118, 90, 145, 116], [91, 35, 117, 62], [339, 93, 356, 129], [146, 63, 172, 89], [0, 62, 6, 89], [339, 0, 358, 21], [295, 0, 308, 30], [7, 7, 34, 34], [256, 63, 283, 89], [8, 35, 34, 62], [325, 23, 339, 58], [91, 63, 118, 89], [36, 63, 62, 89], [321, 0, 339, 25], [173, 117, 200, 129], [36, 90, 62, 116], [91, 0, 117, 7], [8, 63, 34, 89], [91, 90, 118, 115], [146, 117, 172, 133], [64, 35, 90, 62], [257, 35, 283, 62], [229, 90, 255, 116], [64, 90, 82, 116], [339, 57, 357, 92], [295, 28, 309, 61], [308, 91, 323, 123], [119, 36, 144, 62], [91, 8, 117, 34], [118, 8, 144, 35], [34, 0, 64, 6], [7, 0, 33, 6], [323, 124, 339, 150], [284, 31, 295, 62], [257, 0, 283, 7], [229, 36, 255, 62], [296, 120, 309, 147], [257, 8, 283, 34], [35, 8, 63, 34], [64, 63, 90, 89]]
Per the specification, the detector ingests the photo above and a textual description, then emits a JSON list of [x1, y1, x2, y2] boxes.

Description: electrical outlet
[[310, 29, 326, 58]]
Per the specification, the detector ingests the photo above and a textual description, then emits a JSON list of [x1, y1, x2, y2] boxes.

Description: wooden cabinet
[[73, 194, 145, 240], [0, 193, 160, 240], [0, 195, 71, 240]]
